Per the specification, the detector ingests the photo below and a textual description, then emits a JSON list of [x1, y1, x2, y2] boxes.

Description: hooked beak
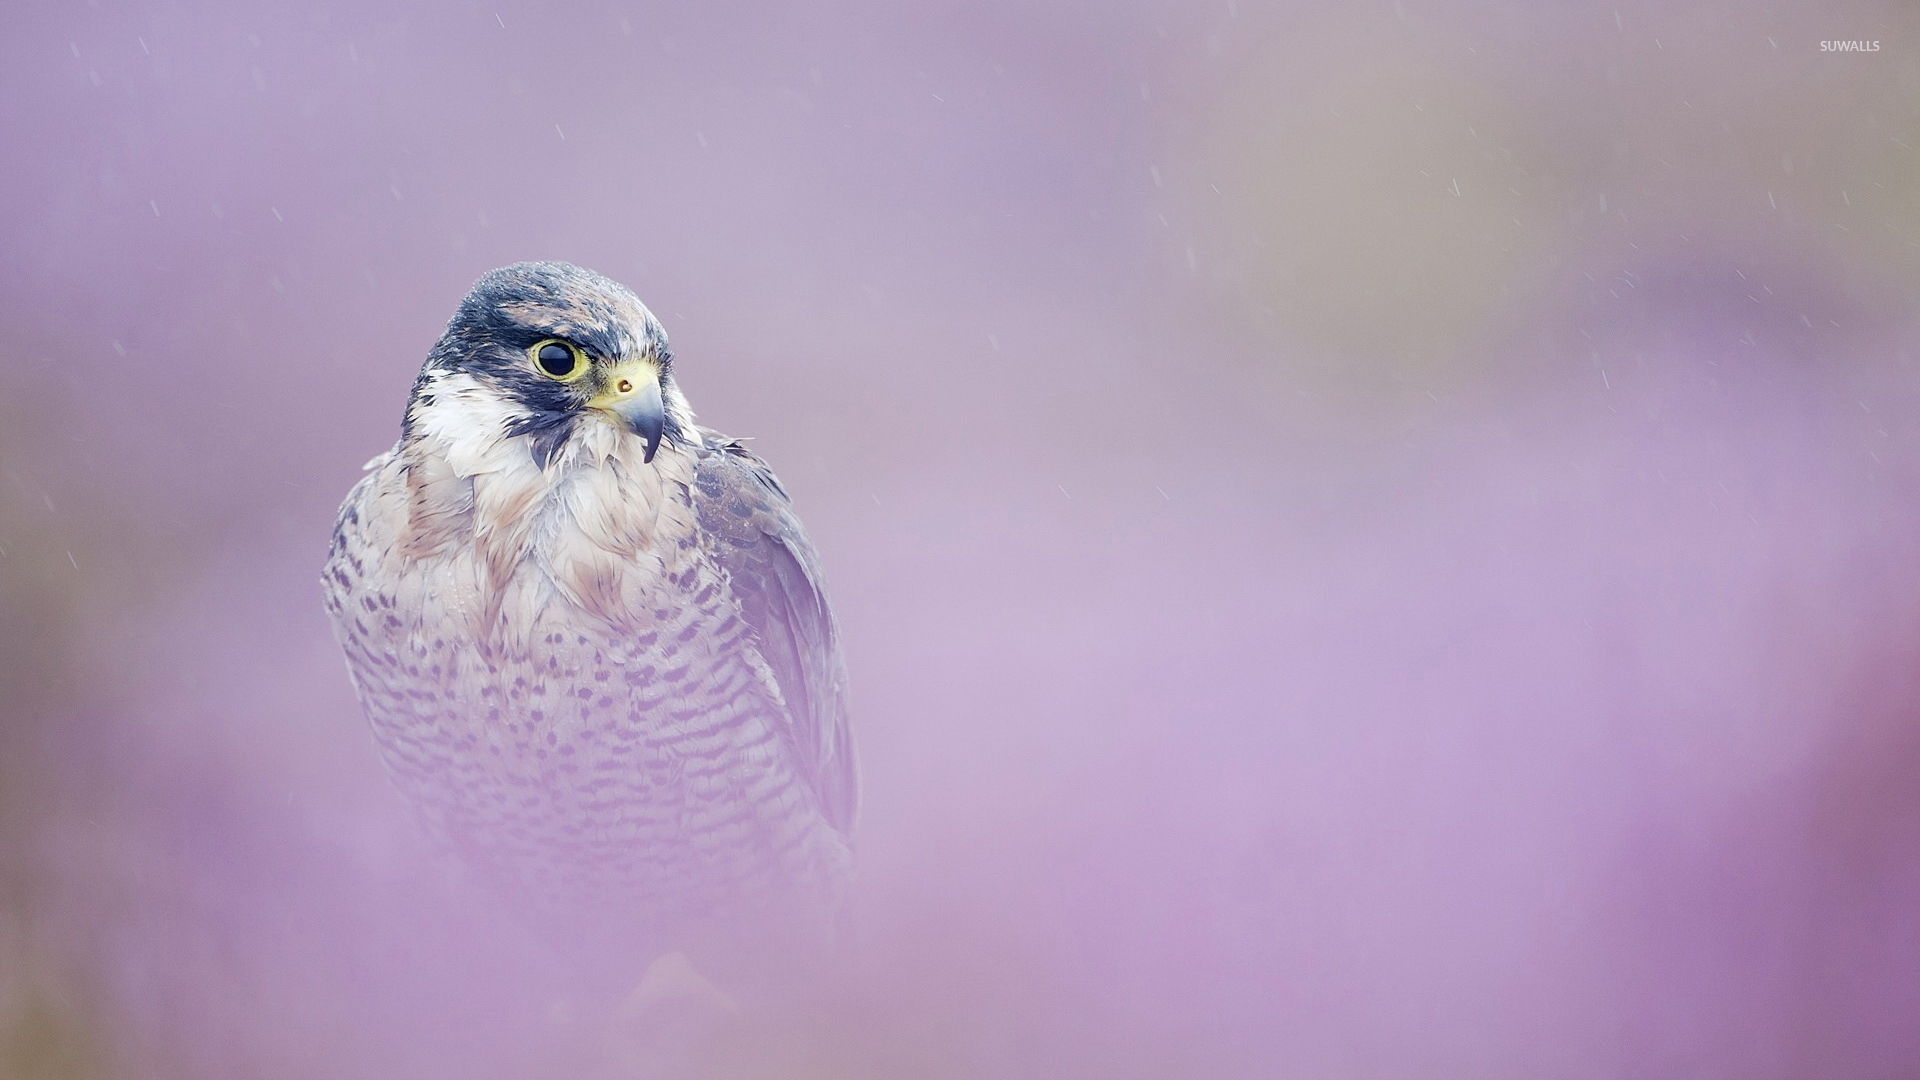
[[586, 360, 666, 463]]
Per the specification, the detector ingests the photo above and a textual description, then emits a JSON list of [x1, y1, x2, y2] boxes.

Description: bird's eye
[[529, 339, 588, 381]]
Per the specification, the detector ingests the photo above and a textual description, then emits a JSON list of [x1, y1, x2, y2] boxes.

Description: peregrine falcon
[[321, 262, 855, 966]]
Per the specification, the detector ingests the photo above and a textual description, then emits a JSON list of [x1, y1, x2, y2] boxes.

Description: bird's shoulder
[[690, 429, 788, 518], [323, 447, 399, 595]]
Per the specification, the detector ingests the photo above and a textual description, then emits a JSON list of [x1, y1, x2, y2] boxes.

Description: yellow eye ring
[[528, 338, 588, 381]]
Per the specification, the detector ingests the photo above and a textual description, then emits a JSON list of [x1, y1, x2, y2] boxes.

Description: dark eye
[[529, 339, 587, 381]]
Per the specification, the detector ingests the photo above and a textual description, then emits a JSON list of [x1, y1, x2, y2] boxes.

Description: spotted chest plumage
[[320, 262, 855, 934]]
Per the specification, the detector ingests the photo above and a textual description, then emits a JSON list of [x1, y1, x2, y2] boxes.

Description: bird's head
[[405, 262, 693, 470]]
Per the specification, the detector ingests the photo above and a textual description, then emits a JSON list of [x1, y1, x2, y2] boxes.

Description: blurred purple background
[[5, 0, 1920, 1076]]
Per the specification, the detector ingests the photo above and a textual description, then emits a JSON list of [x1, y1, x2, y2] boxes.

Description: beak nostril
[[617, 378, 634, 394]]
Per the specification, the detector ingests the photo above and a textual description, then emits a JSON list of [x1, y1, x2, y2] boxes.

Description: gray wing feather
[[692, 432, 857, 834]]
